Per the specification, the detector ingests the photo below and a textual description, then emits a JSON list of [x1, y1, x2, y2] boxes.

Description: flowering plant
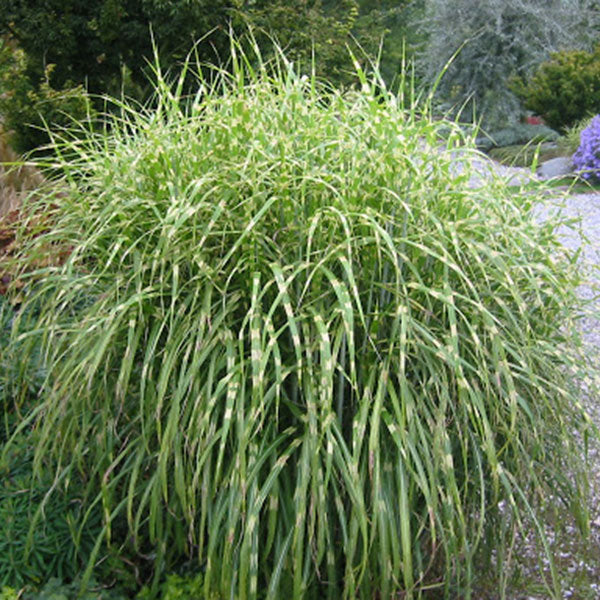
[[573, 114, 600, 182]]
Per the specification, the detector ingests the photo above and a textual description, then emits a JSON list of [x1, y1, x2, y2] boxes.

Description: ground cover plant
[[2, 42, 597, 599], [1, 577, 130, 600], [0, 295, 137, 594], [0, 428, 103, 590], [475, 122, 559, 153], [573, 115, 600, 183], [486, 143, 563, 168]]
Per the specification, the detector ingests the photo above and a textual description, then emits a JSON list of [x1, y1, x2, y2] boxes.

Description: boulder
[[537, 156, 573, 180]]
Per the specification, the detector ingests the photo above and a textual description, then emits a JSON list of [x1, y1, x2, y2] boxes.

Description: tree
[[0, 0, 237, 98], [415, 0, 600, 128], [0, 0, 392, 151], [352, 0, 423, 90], [234, 0, 362, 86], [0, 0, 401, 95]]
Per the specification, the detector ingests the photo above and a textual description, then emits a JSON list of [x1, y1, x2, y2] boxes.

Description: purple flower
[[573, 115, 600, 183]]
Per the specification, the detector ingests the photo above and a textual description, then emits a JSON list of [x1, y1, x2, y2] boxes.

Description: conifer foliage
[[417, 0, 600, 127]]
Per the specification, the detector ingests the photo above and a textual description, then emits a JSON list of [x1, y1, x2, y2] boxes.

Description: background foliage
[[0, 0, 234, 97], [513, 45, 600, 132], [0, 0, 420, 151], [474, 122, 559, 152], [0, 38, 94, 154], [416, 0, 600, 128]]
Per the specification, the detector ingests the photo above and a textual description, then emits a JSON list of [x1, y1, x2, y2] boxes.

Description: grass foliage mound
[[4, 46, 596, 598]]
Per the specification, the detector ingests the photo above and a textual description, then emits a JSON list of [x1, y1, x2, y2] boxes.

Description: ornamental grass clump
[[3, 44, 596, 599], [573, 114, 600, 182]]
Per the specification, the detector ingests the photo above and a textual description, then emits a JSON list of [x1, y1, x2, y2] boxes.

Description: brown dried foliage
[[0, 127, 70, 297], [0, 126, 44, 218]]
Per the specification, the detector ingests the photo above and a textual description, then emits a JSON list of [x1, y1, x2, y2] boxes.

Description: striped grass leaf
[[2, 38, 598, 599]]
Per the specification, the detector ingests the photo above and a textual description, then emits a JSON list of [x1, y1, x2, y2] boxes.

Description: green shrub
[[0, 1, 391, 149], [0, 1, 382, 98], [19, 577, 129, 600], [512, 45, 600, 132], [137, 573, 206, 600], [3, 43, 597, 599], [0, 38, 95, 154]]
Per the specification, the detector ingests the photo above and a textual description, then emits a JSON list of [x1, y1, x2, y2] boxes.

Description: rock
[[537, 156, 573, 180]]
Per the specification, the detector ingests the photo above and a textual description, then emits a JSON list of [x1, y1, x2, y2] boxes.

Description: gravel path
[[532, 190, 600, 600], [473, 157, 600, 599]]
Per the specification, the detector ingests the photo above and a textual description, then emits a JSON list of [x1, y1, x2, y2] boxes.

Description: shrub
[[0, 2, 386, 116], [415, 0, 599, 129], [137, 573, 206, 600], [513, 45, 600, 133], [3, 43, 596, 598], [572, 114, 600, 182], [0, 38, 95, 154], [19, 577, 129, 600], [0, 1, 235, 98]]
